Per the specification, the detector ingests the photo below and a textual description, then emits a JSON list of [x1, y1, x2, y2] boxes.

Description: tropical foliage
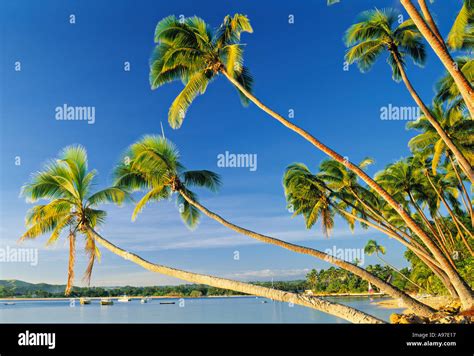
[[150, 14, 253, 128], [20, 146, 130, 294], [113, 135, 221, 228]]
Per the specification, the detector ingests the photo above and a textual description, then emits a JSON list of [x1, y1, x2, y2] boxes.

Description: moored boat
[[117, 295, 131, 303], [100, 298, 113, 305], [80, 298, 91, 305]]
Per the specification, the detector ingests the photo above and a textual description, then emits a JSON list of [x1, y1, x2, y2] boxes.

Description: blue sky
[[0, 0, 463, 286]]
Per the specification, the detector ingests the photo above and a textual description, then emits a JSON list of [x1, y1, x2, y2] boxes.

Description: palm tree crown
[[364, 239, 386, 256], [150, 14, 254, 128], [407, 103, 474, 174], [113, 135, 221, 228], [20, 145, 129, 294], [345, 8, 426, 81]]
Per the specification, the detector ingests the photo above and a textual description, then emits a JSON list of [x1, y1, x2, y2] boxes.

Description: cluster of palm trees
[[20, 2, 473, 323]]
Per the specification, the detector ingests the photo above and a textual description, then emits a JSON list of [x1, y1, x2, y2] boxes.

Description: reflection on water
[[0, 296, 404, 323]]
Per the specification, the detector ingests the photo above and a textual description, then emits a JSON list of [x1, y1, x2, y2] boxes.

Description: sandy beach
[[376, 295, 456, 313]]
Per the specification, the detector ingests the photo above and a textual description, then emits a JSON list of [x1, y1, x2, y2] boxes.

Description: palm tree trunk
[[337, 207, 439, 268], [417, 0, 445, 45], [406, 191, 457, 268], [449, 155, 473, 227], [424, 173, 474, 257], [220, 68, 474, 310], [400, 0, 474, 119], [86, 227, 384, 324], [391, 52, 474, 183], [338, 207, 459, 298], [65, 232, 76, 296], [376, 253, 425, 292], [178, 189, 436, 317]]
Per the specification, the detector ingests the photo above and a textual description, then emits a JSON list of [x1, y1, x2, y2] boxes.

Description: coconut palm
[[364, 240, 424, 291], [20, 145, 383, 323], [284, 159, 468, 298], [20, 145, 131, 295], [436, 57, 474, 113], [150, 13, 474, 308], [114, 136, 435, 316], [407, 104, 474, 175], [345, 8, 473, 182], [399, 0, 474, 117], [446, 0, 474, 51], [113, 135, 221, 228]]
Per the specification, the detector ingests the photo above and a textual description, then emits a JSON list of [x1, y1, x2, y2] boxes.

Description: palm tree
[[285, 159, 463, 299], [345, 8, 473, 183], [20, 145, 130, 295], [328, 0, 474, 116], [399, 0, 474, 117], [364, 240, 424, 291], [446, 0, 474, 51], [149, 13, 474, 309], [436, 57, 474, 113], [407, 104, 473, 176], [87, 229, 383, 323], [407, 106, 473, 227], [20, 145, 383, 323], [114, 136, 435, 317]]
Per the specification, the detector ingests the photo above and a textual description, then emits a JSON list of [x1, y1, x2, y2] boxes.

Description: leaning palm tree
[[149, 13, 474, 309], [114, 135, 435, 316], [407, 103, 474, 175], [345, 8, 473, 183], [364, 240, 424, 291], [20, 145, 382, 323], [284, 159, 469, 299], [20, 145, 131, 295], [399, 0, 474, 117], [436, 57, 474, 113], [328, 0, 474, 117]]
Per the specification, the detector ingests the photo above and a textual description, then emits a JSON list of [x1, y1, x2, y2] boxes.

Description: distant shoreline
[[0, 292, 386, 302]]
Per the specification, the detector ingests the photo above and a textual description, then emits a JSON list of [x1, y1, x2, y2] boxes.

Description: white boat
[[140, 298, 148, 304], [117, 295, 131, 303]]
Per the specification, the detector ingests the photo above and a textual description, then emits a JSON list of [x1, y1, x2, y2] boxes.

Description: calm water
[[0, 296, 403, 323]]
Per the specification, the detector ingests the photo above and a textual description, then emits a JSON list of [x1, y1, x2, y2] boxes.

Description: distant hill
[[0, 279, 66, 294], [0, 279, 307, 298]]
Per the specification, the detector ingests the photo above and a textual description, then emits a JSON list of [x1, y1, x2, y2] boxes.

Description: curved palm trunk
[[86, 228, 384, 324], [424, 173, 474, 257], [448, 155, 473, 227], [178, 189, 436, 317], [406, 192, 457, 268], [65, 232, 76, 296], [376, 253, 425, 292], [342, 207, 459, 297], [400, 0, 474, 119], [220, 69, 474, 310], [391, 53, 473, 183], [417, 0, 445, 45]]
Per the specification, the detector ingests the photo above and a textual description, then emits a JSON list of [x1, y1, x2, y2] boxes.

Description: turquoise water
[[0, 296, 403, 323]]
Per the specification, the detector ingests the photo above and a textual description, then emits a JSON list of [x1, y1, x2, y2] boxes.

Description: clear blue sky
[[0, 0, 462, 286]]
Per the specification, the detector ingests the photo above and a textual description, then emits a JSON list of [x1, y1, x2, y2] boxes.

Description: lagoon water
[[0, 296, 403, 323]]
